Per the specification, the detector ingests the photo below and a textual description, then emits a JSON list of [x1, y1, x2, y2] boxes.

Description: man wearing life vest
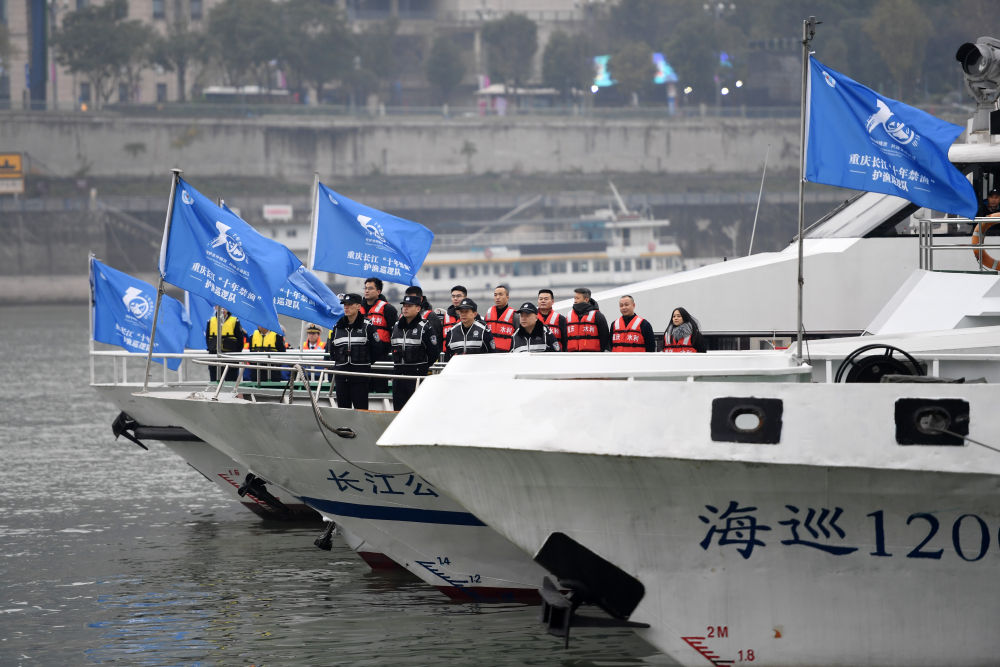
[[485, 284, 516, 352], [511, 302, 560, 353], [205, 307, 245, 381], [362, 277, 397, 393], [327, 293, 379, 410], [440, 285, 466, 357], [444, 298, 495, 360], [610, 295, 656, 352], [249, 325, 287, 382], [390, 294, 441, 410], [301, 324, 324, 350], [536, 288, 567, 349], [566, 287, 610, 352], [663, 306, 707, 353]]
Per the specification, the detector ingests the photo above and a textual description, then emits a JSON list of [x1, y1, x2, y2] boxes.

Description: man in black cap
[[978, 187, 1000, 218], [444, 297, 495, 361], [510, 302, 560, 353], [390, 294, 441, 410], [326, 293, 379, 410]]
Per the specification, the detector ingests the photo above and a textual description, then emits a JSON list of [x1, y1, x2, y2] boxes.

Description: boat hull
[[382, 373, 1000, 665], [138, 391, 548, 601]]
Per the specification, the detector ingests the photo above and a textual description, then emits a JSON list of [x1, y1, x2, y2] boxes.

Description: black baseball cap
[[401, 294, 422, 306], [456, 297, 477, 311], [989, 188, 1000, 196], [341, 293, 363, 305], [517, 302, 538, 314]]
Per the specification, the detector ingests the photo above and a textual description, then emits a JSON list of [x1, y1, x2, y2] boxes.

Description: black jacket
[[568, 300, 611, 351], [444, 320, 495, 360], [511, 323, 561, 353], [391, 315, 441, 368], [326, 315, 379, 368]]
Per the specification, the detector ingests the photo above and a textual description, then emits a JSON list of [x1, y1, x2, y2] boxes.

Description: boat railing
[[917, 216, 1000, 272]]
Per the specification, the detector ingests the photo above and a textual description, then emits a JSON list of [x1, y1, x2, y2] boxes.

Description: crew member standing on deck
[[327, 293, 379, 410], [566, 287, 610, 352], [205, 307, 245, 381], [249, 325, 287, 382], [536, 288, 567, 350], [510, 302, 560, 353], [440, 285, 467, 358], [362, 277, 397, 392], [444, 298, 495, 360], [610, 295, 656, 352], [301, 324, 324, 350], [485, 284, 516, 352], [663, 307, 707, 353], [390, 294, 441, 410], [406, 285, 443, 345]]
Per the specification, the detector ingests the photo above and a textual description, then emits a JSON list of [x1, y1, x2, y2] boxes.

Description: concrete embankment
[[1, 112, 800, 180]]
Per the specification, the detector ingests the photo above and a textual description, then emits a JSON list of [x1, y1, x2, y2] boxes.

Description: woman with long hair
[[663, 307, 707, 353]]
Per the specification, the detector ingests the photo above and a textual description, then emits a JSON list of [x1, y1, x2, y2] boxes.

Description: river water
[[0, 304, 669, 665]]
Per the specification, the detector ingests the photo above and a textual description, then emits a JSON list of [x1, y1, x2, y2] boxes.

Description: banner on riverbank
[[310, 182, 433, 287], [805, 56, 977, 218], [90, 258, 187, 369]]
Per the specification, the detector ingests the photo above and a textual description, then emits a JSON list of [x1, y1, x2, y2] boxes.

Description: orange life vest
[[566, 309, 601, 352], [485, 306, 516, 351], [611, 315, 648, 352], [363, 299, 391, 343], [663, 334, 697, 353], [538, 310, 563, 345], [441, 311, 459, 353]]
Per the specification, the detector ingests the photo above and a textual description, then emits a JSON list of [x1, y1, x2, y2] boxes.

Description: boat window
[[614, 259, 622, 272], [449, 266, 456, 279], [624, 259, 632, 271], [433, 267, 440, 280]]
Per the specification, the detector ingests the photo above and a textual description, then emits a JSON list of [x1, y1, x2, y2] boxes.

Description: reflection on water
[[0, 305, 669, 665]]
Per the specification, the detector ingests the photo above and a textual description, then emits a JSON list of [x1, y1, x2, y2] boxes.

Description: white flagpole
[[796, 17, 819, 364], [88, 252, 95, 385], [142, 168, 182, 392], [301, 171, 321, 345]]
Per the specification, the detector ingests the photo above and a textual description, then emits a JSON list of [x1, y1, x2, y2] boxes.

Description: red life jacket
[[485, 306, 516, 351], [611, 315, 647, 352], [566, 309, 601, 352], [363, 300, 390, 343], [663, 334, 697, 353], [538, 310, 563, 345], [441, 311, 459, 353]]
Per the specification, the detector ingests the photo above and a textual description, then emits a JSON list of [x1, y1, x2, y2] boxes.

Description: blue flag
[[184, 291, 215, 350], [311, 182, 434, 286], [159, 177, 302, 331], [90, 258, 188, 370], [276, 265, 344, 329], [805, 57, 977, 218]]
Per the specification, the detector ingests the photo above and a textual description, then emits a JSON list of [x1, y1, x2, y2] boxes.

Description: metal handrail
[[916, 216, 1000, 272]]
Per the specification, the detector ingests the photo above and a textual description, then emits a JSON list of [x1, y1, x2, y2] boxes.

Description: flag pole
[[795, 17, 819, 364], [301, 171, 320, 345], [142, 168, 182, 392], [88, 252, 96, 385]]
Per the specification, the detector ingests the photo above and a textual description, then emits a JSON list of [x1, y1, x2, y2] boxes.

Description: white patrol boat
[[378, 332, 1000, 665], [376, 34, 1000, 665]]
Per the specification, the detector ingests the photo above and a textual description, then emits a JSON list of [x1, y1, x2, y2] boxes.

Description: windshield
[[805, 191, 918, 238]]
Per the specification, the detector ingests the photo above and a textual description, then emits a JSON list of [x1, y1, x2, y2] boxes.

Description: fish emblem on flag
[[121, 286, 152, 319]]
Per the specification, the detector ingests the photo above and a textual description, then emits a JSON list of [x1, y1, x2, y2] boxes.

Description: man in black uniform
[[205, 307, 245, 381], [444, 298, 495, 360], [390, 294, 441, 410], [326, 293, 379, 410], [978, 187, 1000, 218], [510, 302, 561, 353]]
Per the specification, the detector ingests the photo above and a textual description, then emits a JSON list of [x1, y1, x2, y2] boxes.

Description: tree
[[151, 18, 206, 102], [426, 35, 466, 103], [116, 20, 156, 102], [864, 0, 932, 99], [542, 31, 591, 100], [345, 18, 400, 107], [611, 41, 654, 106], [282, 0, 353, 104], [482, 13, 538, 91], [53, 0, 151, 108], [206, 0, 286, 88]]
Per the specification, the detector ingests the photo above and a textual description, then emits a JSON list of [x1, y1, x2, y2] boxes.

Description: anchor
[[313, 521, 337, 551], [111, 411, 201, 450], [534, 532, 649, 648], [237, 473, 291, 516]]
